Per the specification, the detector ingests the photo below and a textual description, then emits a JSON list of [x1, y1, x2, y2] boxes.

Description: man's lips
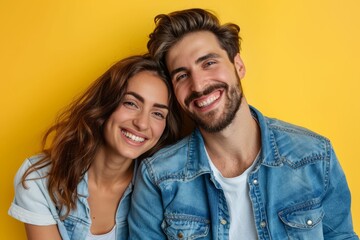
[[184, 83, 228, 107], [194, 91, 221, 108]]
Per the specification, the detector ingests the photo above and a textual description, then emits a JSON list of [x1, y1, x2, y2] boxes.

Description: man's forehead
[[166, 31, 221, 69]]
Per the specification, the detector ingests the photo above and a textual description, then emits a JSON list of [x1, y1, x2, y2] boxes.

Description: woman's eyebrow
[[126, 92, 169, 110]]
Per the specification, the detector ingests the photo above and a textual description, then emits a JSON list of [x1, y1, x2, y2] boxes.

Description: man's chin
[[195, 119, 229, 133]]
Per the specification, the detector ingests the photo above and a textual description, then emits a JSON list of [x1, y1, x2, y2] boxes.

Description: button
[[220, 219, 227, 225], [253, 179, 258, 185], [260, 221, 266, 228], [177, 232, 184, 238], [306, 219, 313, 226]]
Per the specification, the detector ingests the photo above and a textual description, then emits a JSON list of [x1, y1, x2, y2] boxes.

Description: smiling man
[[128, 8, 358, 240]]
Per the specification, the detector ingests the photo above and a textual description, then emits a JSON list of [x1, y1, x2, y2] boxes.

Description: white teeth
[[122, 130, 145, 142], [197, 95, 219, 107]]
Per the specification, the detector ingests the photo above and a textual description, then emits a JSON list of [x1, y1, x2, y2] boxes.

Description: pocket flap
[[279, 204, 324, 229], [163, 214, 209, 239]]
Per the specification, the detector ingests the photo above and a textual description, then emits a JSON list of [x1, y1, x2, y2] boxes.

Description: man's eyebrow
[[195, 53, 221, 64], [125, 92, 169, 110], [169, 53, 221, 80]]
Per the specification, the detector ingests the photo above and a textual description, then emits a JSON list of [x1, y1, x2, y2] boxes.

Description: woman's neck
[[88, 147, 135, 189]]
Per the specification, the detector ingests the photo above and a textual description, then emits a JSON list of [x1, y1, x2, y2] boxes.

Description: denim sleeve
[[322, 145, 359, 239], [8, 158, 56, 225], [128, 160, 167, 239]]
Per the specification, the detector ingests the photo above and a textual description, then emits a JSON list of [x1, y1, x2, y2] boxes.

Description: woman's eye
[[123, 101, 138, 108], [152, 112, 166, 120]]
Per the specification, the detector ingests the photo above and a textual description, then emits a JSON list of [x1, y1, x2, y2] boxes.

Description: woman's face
[[103, 71, 169, 160]]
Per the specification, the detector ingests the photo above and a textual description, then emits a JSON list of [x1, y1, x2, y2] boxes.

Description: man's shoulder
[[252, 106, 330, 149], [267, 117, 328, 140], [265, 117, 332, 165], [267, 117, 329, 142]]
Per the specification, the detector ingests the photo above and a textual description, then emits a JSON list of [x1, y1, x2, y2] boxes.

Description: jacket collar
[[184, 128, 213, 178], [185, 106, 282, 176], [249, 106, 283, 167]]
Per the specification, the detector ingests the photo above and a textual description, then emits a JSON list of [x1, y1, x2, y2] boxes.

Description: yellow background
[[1, 0, 359, 238]]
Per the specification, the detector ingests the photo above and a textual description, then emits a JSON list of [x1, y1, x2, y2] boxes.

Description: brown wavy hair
[[147, 8, 242, 69], [21, 54, 181, 219]]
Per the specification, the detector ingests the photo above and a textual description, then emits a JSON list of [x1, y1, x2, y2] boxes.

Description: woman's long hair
[[21, 54, 181, 219]]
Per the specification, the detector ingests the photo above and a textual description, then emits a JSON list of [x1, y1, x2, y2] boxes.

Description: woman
[[8, 54, 181, 240]]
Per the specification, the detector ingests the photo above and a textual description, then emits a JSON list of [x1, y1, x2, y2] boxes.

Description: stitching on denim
[[282, 155, 326, 169], [270, 124, 329, 142], [165, 213, 210, 223]]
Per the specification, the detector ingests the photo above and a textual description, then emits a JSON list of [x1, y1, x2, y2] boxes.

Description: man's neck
[[201, 101, 261, 178]]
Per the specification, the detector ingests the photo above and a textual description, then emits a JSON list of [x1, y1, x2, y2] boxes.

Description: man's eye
[[176, 73, 188, 82], [204, 61, 216, 67]]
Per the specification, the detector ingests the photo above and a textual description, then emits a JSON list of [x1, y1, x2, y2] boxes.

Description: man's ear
[[234, 53, 246, 79]]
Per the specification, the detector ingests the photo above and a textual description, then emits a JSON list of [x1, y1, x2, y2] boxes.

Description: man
[[128, 8, 358, 239]]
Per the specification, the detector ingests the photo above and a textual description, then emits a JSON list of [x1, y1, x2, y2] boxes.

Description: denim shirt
[[128, 106, 358, 240], [9, 155, 136, 240]]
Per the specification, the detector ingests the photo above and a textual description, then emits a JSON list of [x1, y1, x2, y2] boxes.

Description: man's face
[[166, 31, 246, 133]]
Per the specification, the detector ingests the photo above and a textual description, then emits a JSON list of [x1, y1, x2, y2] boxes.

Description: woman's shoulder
[[15, 153, 50, 182]]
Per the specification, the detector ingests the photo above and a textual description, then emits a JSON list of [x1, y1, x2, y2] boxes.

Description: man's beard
[[184, 71, 243, 133]]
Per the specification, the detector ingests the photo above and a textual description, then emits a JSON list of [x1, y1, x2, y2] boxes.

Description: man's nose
[[189, 71, 205, 92]]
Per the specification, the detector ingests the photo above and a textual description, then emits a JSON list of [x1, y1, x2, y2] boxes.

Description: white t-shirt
[[86, 226, 116, 240], [206, 148, 259, 240]]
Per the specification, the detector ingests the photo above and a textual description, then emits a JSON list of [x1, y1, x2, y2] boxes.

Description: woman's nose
[[133, 112, 149, 130]]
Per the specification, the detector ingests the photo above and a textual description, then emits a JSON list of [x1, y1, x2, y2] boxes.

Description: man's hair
[[148, 8, 241, 68]]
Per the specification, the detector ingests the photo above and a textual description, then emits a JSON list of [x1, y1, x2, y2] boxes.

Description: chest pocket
[[279, 202, 325, 240], [162, 213, 210, 240]]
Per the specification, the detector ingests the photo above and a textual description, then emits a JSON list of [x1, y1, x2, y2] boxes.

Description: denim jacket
[[9, 155, 136, 240], [128, 106, 358, 240]]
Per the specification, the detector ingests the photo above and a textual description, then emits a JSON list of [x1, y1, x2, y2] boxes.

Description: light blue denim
[[9, 155, 136, 240], [128, 106, 358, 240]]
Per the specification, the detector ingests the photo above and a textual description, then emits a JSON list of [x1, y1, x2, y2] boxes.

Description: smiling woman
[[7, 54, 181, 240], [103, 71, 170, 160]]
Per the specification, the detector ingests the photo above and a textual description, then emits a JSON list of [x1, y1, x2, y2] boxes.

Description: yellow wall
[[1, 0, 359, 238]]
